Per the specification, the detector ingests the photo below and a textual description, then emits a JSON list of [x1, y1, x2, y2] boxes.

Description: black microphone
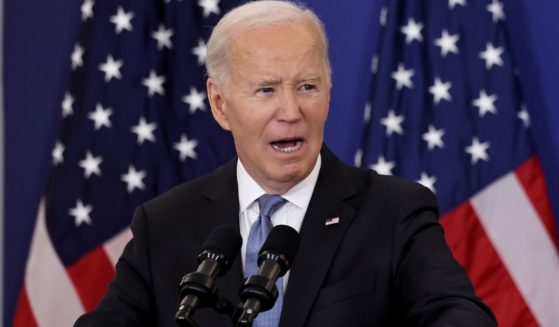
[[176, 225, 242, 326], [236, 225, 300, 326]]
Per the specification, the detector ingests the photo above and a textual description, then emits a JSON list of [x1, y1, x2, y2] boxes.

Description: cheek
[[226, 108, 270, 143], [222, 101, 249, 131], [309, 103, 329, 127]]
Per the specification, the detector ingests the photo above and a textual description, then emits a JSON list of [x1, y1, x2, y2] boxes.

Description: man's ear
[[207, 78, 231, 131]]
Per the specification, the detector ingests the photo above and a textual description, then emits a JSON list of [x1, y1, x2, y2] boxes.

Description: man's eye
[[300, 84, 316, 92], [257, 87, 274, 94]]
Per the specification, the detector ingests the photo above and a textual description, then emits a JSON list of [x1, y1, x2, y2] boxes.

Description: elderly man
[[75, 1, 496, 326]]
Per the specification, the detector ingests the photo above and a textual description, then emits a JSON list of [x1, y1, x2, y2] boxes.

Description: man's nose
[[277, 89, 302, 122]]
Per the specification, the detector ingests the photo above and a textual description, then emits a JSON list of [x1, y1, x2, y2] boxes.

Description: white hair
[[206, 0, 331, 88]]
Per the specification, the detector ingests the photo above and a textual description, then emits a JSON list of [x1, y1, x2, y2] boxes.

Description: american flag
[[12, 0, 241, 325], [358, 0, 559, 326]]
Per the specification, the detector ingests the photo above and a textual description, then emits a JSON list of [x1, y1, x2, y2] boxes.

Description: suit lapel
[[280, 147, 361, 327], [194, 159, 245, 307]]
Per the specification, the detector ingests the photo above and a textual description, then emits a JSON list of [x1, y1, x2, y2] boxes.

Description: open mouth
[[270, 138, 304, 153]]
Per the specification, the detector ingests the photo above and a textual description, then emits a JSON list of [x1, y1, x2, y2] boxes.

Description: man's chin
[[266, 164, 312, 189]]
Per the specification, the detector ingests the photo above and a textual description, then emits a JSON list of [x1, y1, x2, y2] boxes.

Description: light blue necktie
[[245, 194, 287, 327]]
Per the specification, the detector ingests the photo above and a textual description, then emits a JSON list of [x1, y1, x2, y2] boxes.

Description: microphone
[[175, 225, 242, 326], [236, 225, 300, 326]]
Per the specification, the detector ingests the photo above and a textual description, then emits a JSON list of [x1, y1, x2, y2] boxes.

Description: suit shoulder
[[366, 173, 439, 216], [144, 174, 209, 209], [141, 159, 236, 216], [373, 173, 434, 196], [343, 163, 434, 200]]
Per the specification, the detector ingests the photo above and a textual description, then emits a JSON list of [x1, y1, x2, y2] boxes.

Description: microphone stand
[[233, 274, 278, 326], [175, 283, 264, 327], [176, 288, 239, 327]]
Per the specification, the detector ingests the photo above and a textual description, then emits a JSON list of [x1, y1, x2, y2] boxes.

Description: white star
[[152, 24, 174, 50], [182, 87, 207, 113], [69, 200, 93, 227], [121, 165, 146, 193], [429, 78, 452, 104], [449, 0, 466, 9], [391, 63, 414, 90], [370, 155, 395, 175], [52, 141, 65, 165], [88, 103, 113, 130], [422, 125, 445, 150], [71, 44, 84, 70], [131, 117, 157, 144], [142, 70, 165, 97], [174, 134, 199, 161], [518, 105, 530, 127], [487, 0, 505, 22], [472, 90, 497, 117], [465, 137, 490, 164], [434, 30, 459, 57], [380, 110, 405, 136], [198, 0, 220, 18], [110, 7, 134, 34], [400, 18, 423, 44], [98, 55, 123, 82], [79, 151, 103, 178], [81, 0, 94, 21], [192, 39, 207, 66], [479, 43, 504, 69], [61, 92, 74, 117], [380, 7, 388, 26], [417, 172, 437, 193]]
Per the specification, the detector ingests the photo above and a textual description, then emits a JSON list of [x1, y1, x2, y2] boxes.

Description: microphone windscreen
[[201, 225, 242, 263], [259, 225, 300, 263]]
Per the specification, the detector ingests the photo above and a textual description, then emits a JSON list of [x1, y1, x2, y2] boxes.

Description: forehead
[[228, 22, 325, 74]]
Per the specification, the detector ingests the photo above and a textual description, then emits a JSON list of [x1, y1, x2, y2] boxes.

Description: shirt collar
[[237, 154, 322, 212]]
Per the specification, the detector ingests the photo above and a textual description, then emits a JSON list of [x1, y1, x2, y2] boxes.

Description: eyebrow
[[297, 76, 322, 84], [255, 79, 282, 87], [254, 76, 322, 87]]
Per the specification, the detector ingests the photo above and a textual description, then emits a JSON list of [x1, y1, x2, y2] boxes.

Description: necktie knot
[[258, 194, 287, 220]]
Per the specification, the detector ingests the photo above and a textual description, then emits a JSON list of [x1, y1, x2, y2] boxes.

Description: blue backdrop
[[4, 0, 558, 325]]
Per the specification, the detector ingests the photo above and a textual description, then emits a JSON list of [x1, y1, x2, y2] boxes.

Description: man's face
[[208, 22, 330, 194]]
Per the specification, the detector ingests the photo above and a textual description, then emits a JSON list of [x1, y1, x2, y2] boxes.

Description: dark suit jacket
[[75, 147, 496, 326]]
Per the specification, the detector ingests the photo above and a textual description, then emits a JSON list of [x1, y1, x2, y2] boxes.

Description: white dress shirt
[[237, 155, 321, 288]]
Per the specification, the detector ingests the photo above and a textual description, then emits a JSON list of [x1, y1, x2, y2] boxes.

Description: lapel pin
[[325, 217, 340, 226]]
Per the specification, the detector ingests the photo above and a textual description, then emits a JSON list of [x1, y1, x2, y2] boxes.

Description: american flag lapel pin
[[325, 217, 340, 226]]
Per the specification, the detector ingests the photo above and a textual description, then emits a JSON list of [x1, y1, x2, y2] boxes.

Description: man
[[76, 1, 496, 326]]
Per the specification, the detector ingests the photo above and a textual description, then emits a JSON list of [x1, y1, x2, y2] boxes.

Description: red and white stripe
[[442, 156, 559, 327], [13, 199, 132, 326]]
